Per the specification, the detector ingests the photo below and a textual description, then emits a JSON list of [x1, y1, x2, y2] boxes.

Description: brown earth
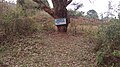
[[0, 31, 97, 67]]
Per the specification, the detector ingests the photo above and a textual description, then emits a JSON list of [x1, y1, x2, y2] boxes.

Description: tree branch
[[33, 0, 55, 18], [66, 0, 73, 6]]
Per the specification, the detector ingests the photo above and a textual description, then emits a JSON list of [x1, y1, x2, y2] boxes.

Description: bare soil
[[0, 31, 97, 67]]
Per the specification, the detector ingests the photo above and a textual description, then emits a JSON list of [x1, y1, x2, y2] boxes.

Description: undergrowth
[[94, 19, 120, 67], [0, 1, 54, 45]]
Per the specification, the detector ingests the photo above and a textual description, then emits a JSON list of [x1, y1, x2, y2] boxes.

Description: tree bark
[[52, 0, 71, 32], [55, 11, 69, 32], [33, 0, 72, 32]]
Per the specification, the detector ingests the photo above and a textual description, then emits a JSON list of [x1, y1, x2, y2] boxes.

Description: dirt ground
[[0, 31, 97, 67]]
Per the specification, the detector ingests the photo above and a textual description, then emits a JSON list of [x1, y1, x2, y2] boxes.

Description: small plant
[[112, 51, 120, 57]]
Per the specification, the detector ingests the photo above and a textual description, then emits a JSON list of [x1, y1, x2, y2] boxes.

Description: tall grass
[[0, 2, 55, 45]]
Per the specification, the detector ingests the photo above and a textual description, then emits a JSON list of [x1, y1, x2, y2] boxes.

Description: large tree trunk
[[52, 0, 69, 32], [55, 7, 69, 32], [33, 0, 72, 32]]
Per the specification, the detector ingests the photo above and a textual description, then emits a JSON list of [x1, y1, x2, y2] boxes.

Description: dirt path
[[0, 32, 97, 67]]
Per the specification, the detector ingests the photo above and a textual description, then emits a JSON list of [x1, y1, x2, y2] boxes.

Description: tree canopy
[[86, 9, 98, 19]]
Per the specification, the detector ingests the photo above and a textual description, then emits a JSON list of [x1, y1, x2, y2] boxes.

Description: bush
[[1, 17, 38, 36], [0, 1, 39, 36], [0, 1, 55, 35], [0, 15, 37, 36], [0, 1, 55, 44], [95, 19, 120, 67]]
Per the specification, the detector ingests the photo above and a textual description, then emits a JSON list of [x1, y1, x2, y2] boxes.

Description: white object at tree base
[[55, 18, 66, 25]]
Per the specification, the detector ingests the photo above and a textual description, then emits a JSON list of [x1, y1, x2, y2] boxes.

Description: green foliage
[[95, 19, 120, 67], [14, 17, 38, 35], [0, 1, 54, 37], [112, 51, 120, 57], [86, 9, 98, 19], [96, 50, 106, 67], [2, 17, 38, 36], [0, 1, 39, 36], [98, 20, 120, 49], [68, 9, 84, 17]]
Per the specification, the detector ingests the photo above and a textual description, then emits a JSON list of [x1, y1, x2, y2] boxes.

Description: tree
[[100, 13, 104, 20], [33, 0, 73, 32], [86, 9, 98, 19], [71, 2, 83, 11], [117, 2, 120, 20], [104, 1, 116, 19], [68, 2, 84, 17], [68, 9, 84, 17], [118, 13, 120, 20]]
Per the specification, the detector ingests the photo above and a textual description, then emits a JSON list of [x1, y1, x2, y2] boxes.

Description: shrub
[[95, 19, 120, 67], [1, 14, 38, 36], [0, 1, 54, 44], [0, 1, 38, 36], [1, 17, 38, 36]]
